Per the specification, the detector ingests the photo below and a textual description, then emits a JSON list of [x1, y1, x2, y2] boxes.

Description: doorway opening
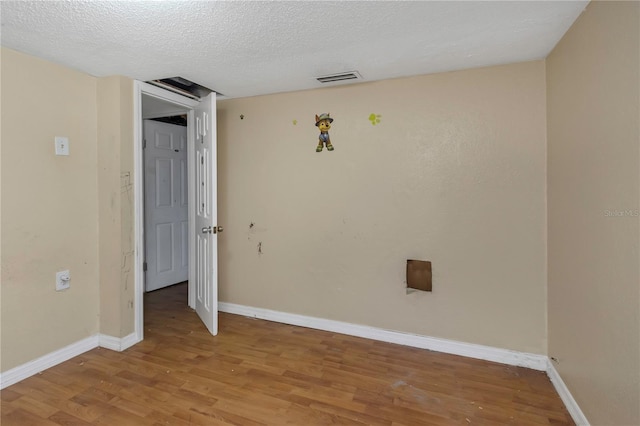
[[143, 114, 189, 293], [140, 94, 192, 337], [133, 81, 219, 344]]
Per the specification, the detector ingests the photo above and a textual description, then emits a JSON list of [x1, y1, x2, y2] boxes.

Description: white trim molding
[[120, 332, 142, 351], [546, 360, 590, 425], [98, 332, 140, 352], [0, 335, 99, 390], [218, 302, 549, 371], [0, 333, 141, 390]]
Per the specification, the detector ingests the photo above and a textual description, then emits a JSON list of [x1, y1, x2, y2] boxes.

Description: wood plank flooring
[[1, 283, 574, 425]]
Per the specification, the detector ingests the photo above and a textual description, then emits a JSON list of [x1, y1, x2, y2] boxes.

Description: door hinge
[[143, 139, 147, 149], [143, 262, 147, 271]]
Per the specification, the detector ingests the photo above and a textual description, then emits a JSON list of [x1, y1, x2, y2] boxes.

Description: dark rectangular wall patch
[[406, 260, 432, 292]]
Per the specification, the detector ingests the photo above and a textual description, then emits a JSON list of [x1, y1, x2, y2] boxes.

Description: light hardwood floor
[[1, 283, 574, 425]]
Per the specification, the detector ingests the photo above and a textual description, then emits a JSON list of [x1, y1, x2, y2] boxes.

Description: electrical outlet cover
[[56, 270, 70, 291]]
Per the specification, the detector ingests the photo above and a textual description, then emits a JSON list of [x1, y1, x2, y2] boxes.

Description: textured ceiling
[[1, 1, 588, 99]]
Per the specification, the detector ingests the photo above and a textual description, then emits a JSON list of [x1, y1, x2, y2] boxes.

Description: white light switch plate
[[55, 136, 69, 156]]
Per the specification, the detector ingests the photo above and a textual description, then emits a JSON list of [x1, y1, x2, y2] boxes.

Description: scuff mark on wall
[[121, 172, 132, 196], [121, 171, 134, 292], [257, 242, 262, 255], [248, 222, 267, 242], [121, 251, 134, 291]]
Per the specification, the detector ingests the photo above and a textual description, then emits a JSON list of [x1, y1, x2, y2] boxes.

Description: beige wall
[[97, 76, 135, 338], [0, 48, 100, 371], [218, 61, 548, 354], [0, 48, 135, 372], [547, 2, 640, 425]]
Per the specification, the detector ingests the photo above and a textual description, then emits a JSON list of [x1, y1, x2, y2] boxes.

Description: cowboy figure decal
[[315, 113, 334, 152]]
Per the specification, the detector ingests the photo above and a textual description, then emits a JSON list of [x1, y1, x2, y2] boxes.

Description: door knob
[[201, 226, 212, 234], [213, 226, 224, 234]]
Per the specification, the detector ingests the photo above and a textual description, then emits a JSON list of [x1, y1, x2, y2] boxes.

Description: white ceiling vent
[[316, 71, 363, 84]]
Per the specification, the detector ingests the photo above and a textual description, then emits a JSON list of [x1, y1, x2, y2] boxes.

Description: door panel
[[156, 223, 173, 272], [155, 131, 172, 149], [194, 93, 218, 336], [155, 158, 173, 207], [144, 120, 188, 292]]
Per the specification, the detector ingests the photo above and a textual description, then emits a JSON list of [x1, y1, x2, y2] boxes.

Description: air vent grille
[[316, 71, 363, 84]]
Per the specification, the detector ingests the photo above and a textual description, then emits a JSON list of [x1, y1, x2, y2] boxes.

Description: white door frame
[[133, 81, 200, 342]]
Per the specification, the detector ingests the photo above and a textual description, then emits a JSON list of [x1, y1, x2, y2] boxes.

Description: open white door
[[194, 93, 219, 335], [143, 120, 188, 292]]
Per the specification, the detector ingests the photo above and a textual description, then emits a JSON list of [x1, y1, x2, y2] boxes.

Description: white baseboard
[[120, 332, 141, 351], [98, 332, 140, 352], [546, 361, 590, 425], [218, 302, 549, 371], [97, 334, 121, 351], [0, 332, 141, 390], [0, 335, 99, 390]]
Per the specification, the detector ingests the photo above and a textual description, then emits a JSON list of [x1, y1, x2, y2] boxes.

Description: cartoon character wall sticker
[[315, 113, 334, 152]]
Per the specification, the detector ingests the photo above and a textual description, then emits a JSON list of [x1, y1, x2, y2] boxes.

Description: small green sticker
[[293, 119, 297, 125], [368, 113, 382, 125]]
